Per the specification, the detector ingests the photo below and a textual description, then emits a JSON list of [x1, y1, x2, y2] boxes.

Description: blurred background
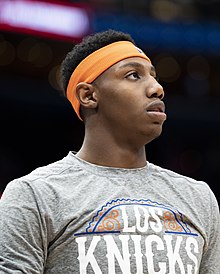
[[0, 0, 219, 204]]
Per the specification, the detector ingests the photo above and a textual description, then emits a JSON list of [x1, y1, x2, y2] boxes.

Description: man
[[0, 29, 219, 273]]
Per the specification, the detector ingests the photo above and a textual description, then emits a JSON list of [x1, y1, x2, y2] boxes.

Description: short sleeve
[[0, 180, 47, 273], [199, 186, 220, 273]]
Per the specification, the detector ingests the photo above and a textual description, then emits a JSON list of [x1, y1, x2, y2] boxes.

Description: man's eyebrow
[[118, 61, 156, 75]]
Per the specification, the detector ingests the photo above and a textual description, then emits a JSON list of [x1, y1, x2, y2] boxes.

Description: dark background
[[0, 0, 220, 205]]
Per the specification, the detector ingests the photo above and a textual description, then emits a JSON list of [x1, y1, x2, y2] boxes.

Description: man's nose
[[147, 81, 164, 99]]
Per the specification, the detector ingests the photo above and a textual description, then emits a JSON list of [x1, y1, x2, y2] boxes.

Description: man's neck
[[76, 138, 147, 169]]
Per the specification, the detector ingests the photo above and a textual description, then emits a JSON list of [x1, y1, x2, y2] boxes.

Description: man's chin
[[144, 129, 163, 145]]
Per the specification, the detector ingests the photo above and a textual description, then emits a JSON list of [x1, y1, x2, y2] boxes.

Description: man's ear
[[75, 82, 98, 109]]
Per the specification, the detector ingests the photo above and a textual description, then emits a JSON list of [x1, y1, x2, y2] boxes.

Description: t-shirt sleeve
[[0, 180, 47, 273], [199, 186, 220, 273]]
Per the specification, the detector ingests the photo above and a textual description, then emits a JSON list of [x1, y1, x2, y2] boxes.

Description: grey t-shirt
[[0, 152, 219, 273]]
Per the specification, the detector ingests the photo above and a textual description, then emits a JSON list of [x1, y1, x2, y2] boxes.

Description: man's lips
[[146, 100, 167, 122], [146, 100, 165, 113]]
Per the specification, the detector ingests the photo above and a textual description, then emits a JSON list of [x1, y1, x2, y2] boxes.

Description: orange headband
[[66, 41, 151, 120]]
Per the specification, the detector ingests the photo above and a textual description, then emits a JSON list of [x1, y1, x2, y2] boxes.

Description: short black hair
[[60, 29, 135, 94]]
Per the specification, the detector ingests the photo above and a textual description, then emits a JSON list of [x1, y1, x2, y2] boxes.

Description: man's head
[[60, 29, 166, 146], [60, 29, 138, 120]]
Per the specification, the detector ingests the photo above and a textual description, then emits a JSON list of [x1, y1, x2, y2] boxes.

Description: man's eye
[[126, 72, 140, 79]]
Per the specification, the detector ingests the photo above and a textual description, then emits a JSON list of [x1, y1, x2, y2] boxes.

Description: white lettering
[[145, 235, 166, 274], [131, 235, 144, 274], [104, 235, 131, 274], [134, 205, 149, 233], [121, 206, 135, 232], [75, 231, 200, 273], [164, 235, 185, 274], [76, 236, 102, 274], [186, 237, 199, 274], [149, 207, 163, 233], [121, 205, 163, 234]]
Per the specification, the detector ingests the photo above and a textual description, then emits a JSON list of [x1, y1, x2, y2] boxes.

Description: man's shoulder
[[149, 162, 208, 189], [1, 152, 79, 201], [23, 156, 70, 182], [7, 152, 78, 188], [148, 162, 216, 212]]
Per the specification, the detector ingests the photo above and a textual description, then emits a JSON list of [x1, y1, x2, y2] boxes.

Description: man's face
[[93, 57, 167, 146]]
